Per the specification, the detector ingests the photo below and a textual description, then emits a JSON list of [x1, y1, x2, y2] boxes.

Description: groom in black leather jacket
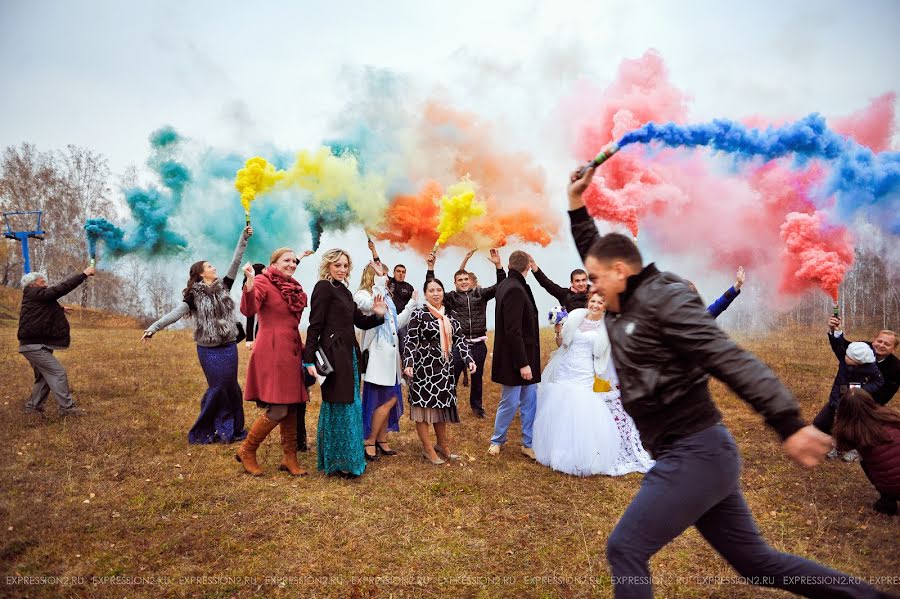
[[566, 166, 884, 599]]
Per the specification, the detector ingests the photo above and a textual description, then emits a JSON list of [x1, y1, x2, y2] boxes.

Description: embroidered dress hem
[[316, 354, 367, 476], [190, 343, 247, 445]]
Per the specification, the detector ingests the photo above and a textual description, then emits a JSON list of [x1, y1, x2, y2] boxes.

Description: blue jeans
[[490, 384, 537, 448], [606, 424, 882, 598]]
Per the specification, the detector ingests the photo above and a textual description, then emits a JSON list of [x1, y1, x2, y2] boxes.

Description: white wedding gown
[[533, 318, 654, 477]]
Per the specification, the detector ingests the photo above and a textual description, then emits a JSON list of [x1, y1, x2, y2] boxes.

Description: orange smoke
[[371, 180, 441, 255]]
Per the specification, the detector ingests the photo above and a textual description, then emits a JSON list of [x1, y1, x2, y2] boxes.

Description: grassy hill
[[0, 312, 897, 598]]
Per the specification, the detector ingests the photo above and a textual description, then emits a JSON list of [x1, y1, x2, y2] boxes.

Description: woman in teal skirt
[[303, 249, 385, 477]]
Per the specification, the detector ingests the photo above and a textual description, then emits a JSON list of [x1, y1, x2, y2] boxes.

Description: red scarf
[[265, 269, 307, 316]]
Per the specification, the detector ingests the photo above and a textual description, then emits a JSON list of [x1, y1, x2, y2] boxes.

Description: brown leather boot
[[278, 410, 308, 477], [236, 414, 279, 476]]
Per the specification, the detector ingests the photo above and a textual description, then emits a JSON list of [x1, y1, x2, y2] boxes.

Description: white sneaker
[[487, 443, 501, 456], [842, 449, 860, 462], [520, 446, 536, 460], [826, 448, 840, 459]]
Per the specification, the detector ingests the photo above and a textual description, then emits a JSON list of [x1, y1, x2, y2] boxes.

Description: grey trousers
[[21, 348, 76, 412]]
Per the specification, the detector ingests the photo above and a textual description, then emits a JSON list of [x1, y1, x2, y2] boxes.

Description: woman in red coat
[[833, 388, 900, 515], [236, 247, 309, 477]]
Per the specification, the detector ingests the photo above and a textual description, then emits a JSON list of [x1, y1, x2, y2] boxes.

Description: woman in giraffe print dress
[[403, 278, 476, 465]]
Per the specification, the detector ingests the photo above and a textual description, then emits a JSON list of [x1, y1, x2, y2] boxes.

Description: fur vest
[[189, 280, 239, 347]]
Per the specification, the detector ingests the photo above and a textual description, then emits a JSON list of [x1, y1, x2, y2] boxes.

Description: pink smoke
[[780, 212, 854, 300], [562, 50, 891, 301]]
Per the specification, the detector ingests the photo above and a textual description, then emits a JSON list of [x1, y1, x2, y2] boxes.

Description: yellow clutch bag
[[593, 377, 612, 393]]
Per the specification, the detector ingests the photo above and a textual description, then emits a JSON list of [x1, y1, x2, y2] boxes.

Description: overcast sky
[[2, 0, 898, 324]]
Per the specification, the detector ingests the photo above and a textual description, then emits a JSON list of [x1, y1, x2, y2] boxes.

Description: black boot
[[296, 402, 308, 452]]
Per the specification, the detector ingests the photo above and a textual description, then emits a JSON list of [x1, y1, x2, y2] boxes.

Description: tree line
[[1, 141, 897, 332]]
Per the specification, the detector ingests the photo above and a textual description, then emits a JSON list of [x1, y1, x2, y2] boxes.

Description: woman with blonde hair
[[355, 262, 418, 460], [236, 246, 309, 476], [303, 249, 386, 478]]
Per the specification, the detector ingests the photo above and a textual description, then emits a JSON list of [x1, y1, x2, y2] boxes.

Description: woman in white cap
[[814, 341, 884, 460]]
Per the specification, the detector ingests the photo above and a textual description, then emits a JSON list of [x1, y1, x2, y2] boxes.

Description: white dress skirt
[[533, 319, 654, 477]]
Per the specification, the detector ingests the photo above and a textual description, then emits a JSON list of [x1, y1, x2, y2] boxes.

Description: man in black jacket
[[567, 166, 882, 598], [488, 250, 540, 459], [18, 266, 95, 416], [426, 249, 505, 418], [528, 258, 589, 312]]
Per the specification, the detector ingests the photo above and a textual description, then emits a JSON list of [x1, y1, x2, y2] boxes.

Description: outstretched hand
[[300, 250, 315, 260], [488, 248, 501, 267], [568, 166, 597, 210], [372, 294, 387, 316], [734, 266, 745, 290], [783, 425, 832, 468], [141, 331, 153, 344], [528, 258, 538, 272]]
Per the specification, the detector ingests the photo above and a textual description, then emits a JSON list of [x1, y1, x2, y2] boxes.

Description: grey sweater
[[145, 231, 249, 346]]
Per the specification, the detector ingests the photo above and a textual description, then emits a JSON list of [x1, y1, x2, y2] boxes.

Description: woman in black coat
[[303, 249, 385, 477]]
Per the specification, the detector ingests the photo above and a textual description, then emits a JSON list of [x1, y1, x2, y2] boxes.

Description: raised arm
[[30, 272, 90, 303], [566, 168, 602, 262], [459, 249, 475, 272], [707, 286, 740, 318], [240, 271, 267, 317], [479, 249, 507, 300], [396, 292, 420, 329], [222, 226, 252, 290], [530, 260, 568, 305]]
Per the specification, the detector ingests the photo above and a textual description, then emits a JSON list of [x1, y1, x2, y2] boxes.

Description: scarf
[[426, 302, 453, 362], [264, 269, 307, 316]]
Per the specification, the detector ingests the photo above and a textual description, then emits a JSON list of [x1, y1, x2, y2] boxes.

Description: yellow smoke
[[435, 177, 486, 246], [283, 147, 387, 224], [234, 157, 285, 212]]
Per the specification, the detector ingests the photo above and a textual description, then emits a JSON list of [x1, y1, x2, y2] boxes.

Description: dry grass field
[[0, 306, 898, 598]]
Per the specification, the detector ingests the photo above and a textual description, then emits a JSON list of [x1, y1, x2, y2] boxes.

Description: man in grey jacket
[[567, 166, 884, 599]]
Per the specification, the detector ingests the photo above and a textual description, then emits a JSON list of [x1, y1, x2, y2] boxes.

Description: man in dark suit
[[489, 250, 541, 459]]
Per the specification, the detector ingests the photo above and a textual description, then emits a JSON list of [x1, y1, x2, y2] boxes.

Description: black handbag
[[359, 348, 370, 374], [314, 347, 334, 376], [235, 322, 246, 344]]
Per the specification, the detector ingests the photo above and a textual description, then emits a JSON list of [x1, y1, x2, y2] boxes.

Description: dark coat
[[302, 280, 383, 405], [828, 360, 883, 409], [860, 425, 900, 497], [17, 273, 88, 347], [569, 206, 805, 455], [403, 307, 472, 409], [491, 269, 541, 386], [829, 332, 900, 406]]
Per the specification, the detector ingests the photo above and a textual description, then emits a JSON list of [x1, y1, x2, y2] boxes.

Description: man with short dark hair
[[567, 166, 882, 598], [18, 266, 96, 417], [426, 249, 505, 418], [529, 261, 589, 312], [489, 250, 540, 459]]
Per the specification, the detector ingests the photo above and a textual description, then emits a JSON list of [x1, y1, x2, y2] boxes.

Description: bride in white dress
[[533, 293, 654, 476]]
